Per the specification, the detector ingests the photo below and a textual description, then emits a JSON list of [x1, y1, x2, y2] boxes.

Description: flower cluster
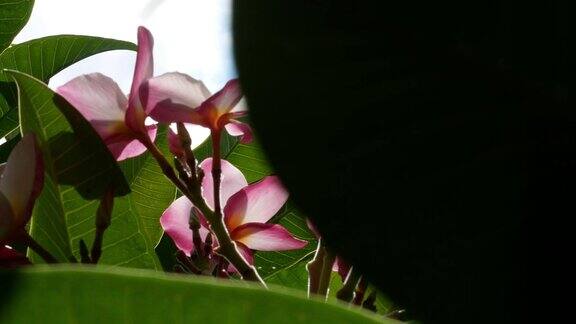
[[161, 158, 307, 273], [56, 26, 306, 275], [57, 27, 252, 161]]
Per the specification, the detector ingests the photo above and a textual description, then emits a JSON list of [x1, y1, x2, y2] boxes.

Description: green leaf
[[0, 0, 34, 51], [119, 125, 177, 248], [261, 250, 314, 291], [0, 35, 136, 138], [226, 139, 274, 183], [256, 201, 317, 279], [8, 70, 160, 269], [0, 266, 394, 324]]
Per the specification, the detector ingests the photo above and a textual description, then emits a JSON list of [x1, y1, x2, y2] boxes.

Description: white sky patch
[[14, 0, 235, 93], [13, 0, 235, 146]]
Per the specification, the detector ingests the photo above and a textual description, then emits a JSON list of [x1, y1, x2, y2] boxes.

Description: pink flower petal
[[130, 26, 154, 110], [231, 98, 248, 113], [104, 124, 156, 161], [199, 158, 247, 210], [333, 257, 351, 281], [126, 27, 154, 134], [226, 242, 254, 273], [57, 73, 127, 139], [224, 120, 253, 144], [224, 176, 289, 231], [205, 79, 242, 115], [145, 72, 211, 125], [0, 134, 44, 229], [160, 196, 209, 257], [231, 223, 307, 251], [167, 127, 184, 158]]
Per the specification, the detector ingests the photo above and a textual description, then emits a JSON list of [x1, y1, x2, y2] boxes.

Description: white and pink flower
[[57, 26, 157, 161], [160, 158, 306, 267]]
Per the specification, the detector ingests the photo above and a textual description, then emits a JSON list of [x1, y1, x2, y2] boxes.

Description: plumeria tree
[[0, 2, 399, 323]]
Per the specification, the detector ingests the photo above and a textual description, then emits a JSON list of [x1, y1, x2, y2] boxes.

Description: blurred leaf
[[0, 35, 136, 138], [119, 125, 177, 248], [0, 0, 34, 51], [8, 70, 160, 269], [0, 266, 394, 323]]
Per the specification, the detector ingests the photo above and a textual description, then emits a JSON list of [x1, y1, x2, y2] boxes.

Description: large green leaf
[[8, 70, 161, 269], [0, 0, 34, 51], [0, 35, 136, 138], [119, 125, 177, 248], [0, 266, 394, 323]]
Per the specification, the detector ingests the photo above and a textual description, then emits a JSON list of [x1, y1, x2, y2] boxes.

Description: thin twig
[[20, 231, 57, 264], [336, 267, 362, 303], [307, 239, 326, 296]]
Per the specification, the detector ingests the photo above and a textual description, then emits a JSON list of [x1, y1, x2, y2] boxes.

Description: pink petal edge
[[57, 73, 127, 139], [130, 26, 154, 108], [226, 242, 254, 273], [224, 176, 289, 231], [224, 120, 253, 144], [205, 79, 243, 115], [145, 72, 211, 125], [105, 124, 157, 161], [160, 197, 194, 256], [231, 223, 307, 251]]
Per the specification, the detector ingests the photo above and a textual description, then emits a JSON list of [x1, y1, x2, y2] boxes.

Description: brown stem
[[90, 226, 106, 264], [336, 267, 362, 303], [79, 239, 91, 263], [20, 231, 57, 264], [307, 239, 326, 296], [189, 210, 204, 257], [211, 130, 223, 216], [352, 278, 368, 305], [141, 137, 191, 197], [317, 248, 336, 297], [177, 122, 199, 183], [90, 187, 114, 264]]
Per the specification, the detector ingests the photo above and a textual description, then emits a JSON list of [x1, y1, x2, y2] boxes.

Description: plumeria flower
[[57, 26, 157, 161], [161, 158, 306, 268], [144, 73, 253, 144], [0, 134, 44, 244]]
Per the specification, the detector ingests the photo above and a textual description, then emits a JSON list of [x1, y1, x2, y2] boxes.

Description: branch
[[19, 231, 57, 264], [336, 267, 362, 302]]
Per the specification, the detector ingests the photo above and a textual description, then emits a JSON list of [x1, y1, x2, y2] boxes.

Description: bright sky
[[14, 0, 235, 93], [12, 0, 234, 146]]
